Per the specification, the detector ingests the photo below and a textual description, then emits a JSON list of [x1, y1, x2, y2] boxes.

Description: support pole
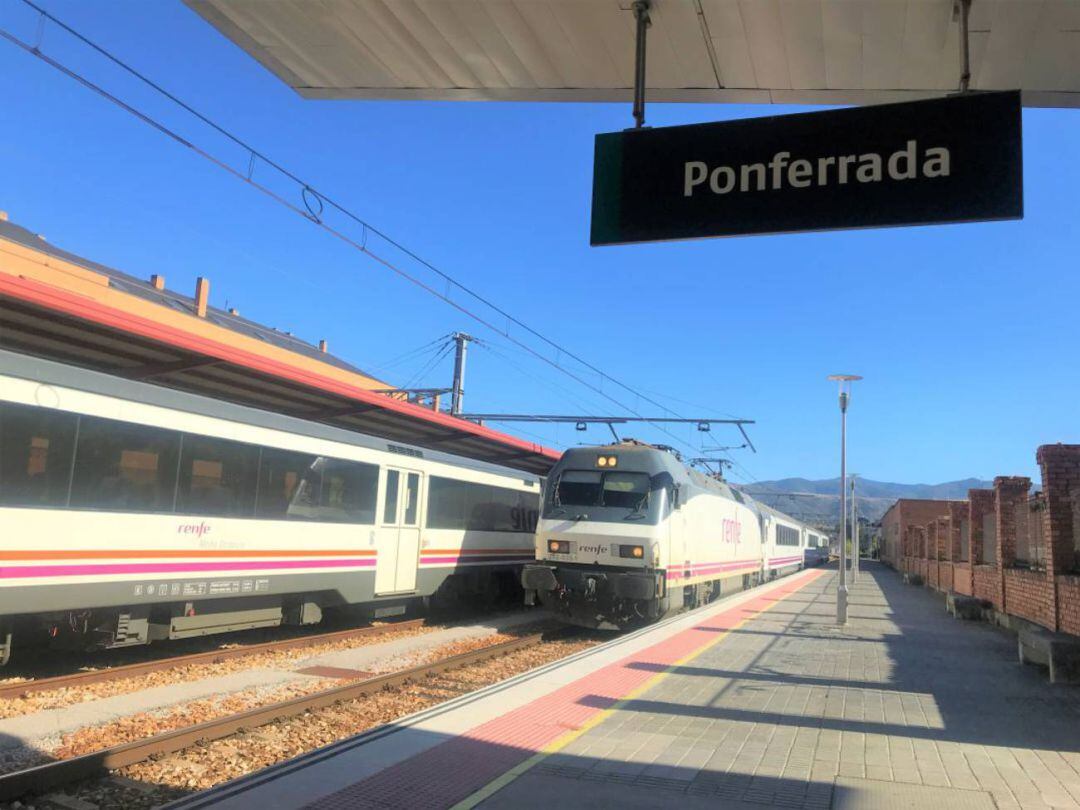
[[838, 392, 849, 624], [852, 475, 859, 583], [957, 0, 972, 92], [450, 332, 473, 416], [631, 1, 651, 129]]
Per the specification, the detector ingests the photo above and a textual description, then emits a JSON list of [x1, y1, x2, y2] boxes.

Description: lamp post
[[851, 474, 859, 584], [828, 374, 862, 625]]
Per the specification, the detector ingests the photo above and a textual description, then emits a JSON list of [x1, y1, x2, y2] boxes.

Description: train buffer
[[169, 563, 1080, 810]]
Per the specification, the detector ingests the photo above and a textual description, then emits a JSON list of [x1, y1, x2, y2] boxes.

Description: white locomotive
[[0, 350, 540, 664], [522, 442, 825, 628]]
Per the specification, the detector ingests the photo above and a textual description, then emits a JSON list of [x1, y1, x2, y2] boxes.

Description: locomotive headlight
[[548, 540, 570, 554], [597, 456, 608, 467], [596, 455, 617, 468], [619, 544, 645, 559]]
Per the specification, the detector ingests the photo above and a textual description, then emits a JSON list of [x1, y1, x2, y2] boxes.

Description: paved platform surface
[[169, 563, 1080, 810]]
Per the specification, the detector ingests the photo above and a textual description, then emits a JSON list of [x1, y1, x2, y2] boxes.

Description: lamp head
[[828, 374, 862, 411]]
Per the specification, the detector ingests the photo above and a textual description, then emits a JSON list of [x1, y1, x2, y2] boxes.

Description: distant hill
[[740, 477, 993, 527]]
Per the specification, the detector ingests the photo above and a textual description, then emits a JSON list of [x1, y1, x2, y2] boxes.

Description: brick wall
[[948, 503, 965, 561], [926, 520, 939, 588], [953, 562, 973, 596], [880, 499, 956, 568], [1058, 575, 1080, 636], [969, 489, 995, 565], [995, 476, 1031, 570], [888, 447, 1080, 639], [1038, 444, 1080, 578], [950, 502, 972, 595], [1003, 567, 1056, 630], [973, 564, 1003, 610], [993, 475, 1059, 628], [939, 562, 954, 593]]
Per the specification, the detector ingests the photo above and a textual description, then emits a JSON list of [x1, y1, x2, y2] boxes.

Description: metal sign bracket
[[630, 1, 651, 129], [955, 0, 973, 92]]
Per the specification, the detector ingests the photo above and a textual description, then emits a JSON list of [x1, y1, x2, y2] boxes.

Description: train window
[[0, 402, 77, 507], [427, 476, 539, 533], [403, 472, 420, 525], [176, 435, 259, 517], [482, 485, 536, 532], [318, 459, 378, 524], [257, 449, 379, 524], [554, 470, 603, 506], [256, 448, 315, 520], [383, 469, 400, 523], [426, 476, 469, 528], [70, 415, 180, 512], [601, 472, 649, 509], [776, 525, 800, 546]]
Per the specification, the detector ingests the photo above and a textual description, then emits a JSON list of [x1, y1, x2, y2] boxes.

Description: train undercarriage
[[522, 562, 770, 630]]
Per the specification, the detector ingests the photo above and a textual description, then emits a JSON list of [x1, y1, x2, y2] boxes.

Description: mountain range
[[740, 477, 993, 527]]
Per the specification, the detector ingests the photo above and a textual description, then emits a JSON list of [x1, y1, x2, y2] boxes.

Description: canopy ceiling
[[187, 0, 1080, 107]]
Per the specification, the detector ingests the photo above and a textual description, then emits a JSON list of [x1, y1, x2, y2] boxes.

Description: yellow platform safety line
[[451, 571, 816, 810]]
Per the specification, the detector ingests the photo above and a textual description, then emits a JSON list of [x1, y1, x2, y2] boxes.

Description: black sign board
[[591, 91, 1022, 245]]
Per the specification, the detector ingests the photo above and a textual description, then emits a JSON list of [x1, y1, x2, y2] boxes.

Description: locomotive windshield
[[554, 470, 649, 509]]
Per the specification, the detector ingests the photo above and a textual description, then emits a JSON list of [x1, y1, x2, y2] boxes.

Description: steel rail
[[0, 629, 558, 802], [0, 619, 428, 700]]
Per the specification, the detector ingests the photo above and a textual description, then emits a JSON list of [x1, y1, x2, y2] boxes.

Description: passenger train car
[[521, 442, 826, 629], [0, 350, 540, 664], [804, 528, 830, 567]]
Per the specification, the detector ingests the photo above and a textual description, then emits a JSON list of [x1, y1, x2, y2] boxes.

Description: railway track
[[0, 627, 562, 803], [0, 618, 428, 701]]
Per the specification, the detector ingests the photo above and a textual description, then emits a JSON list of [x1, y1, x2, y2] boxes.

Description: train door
[[375, 468, 423, 595], [669, 484, 688, 593], [760, 516, 771, 581]]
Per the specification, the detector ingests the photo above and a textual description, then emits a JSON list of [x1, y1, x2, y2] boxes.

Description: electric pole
[[450, 332, 474, 417]]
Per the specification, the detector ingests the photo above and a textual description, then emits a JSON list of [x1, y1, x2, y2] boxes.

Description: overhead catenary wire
[[401, 340, 455, 390], [368, 333, 453, 374], [0, 3, 750, 459], [474, 341, 611, 419]]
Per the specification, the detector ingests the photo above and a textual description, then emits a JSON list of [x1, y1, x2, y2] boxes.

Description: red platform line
[[304, 569, 825, 810]]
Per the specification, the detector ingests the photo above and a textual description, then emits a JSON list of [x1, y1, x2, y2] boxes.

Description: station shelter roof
[[187, 0, 1080, 108], [0, 216, 559, 475]]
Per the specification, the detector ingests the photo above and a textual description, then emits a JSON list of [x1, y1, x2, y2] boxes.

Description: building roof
[[0, 218, 381, 380], [187, 0, 1080, 108], [0, 215, 560, 474]]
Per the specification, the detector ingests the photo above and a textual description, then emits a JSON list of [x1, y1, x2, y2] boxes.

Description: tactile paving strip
[[302, 571, 825, 810]]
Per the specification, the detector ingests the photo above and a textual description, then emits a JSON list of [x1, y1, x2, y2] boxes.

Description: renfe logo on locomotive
[[722, 517, 741, 545], [684, 141, 950, 197]]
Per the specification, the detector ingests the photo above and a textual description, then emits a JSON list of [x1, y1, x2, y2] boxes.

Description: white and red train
[[0, 350, 540, 664], [522, 442, 828, 628]]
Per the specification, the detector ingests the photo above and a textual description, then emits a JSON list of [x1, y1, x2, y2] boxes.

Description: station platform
[[170, 563, 1080, 810]]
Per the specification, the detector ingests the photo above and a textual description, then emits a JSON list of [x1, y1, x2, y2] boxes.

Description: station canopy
[[188, 0, 1080, 108]]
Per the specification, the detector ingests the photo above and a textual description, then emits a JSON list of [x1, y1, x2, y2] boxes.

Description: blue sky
[[1, 1, 1077, 487]]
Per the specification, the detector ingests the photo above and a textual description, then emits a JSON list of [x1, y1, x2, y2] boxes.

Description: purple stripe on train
[[0, 558, 377, 579]]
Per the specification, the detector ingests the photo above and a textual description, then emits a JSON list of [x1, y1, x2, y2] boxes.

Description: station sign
[[590, 91, 1022, 245]]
